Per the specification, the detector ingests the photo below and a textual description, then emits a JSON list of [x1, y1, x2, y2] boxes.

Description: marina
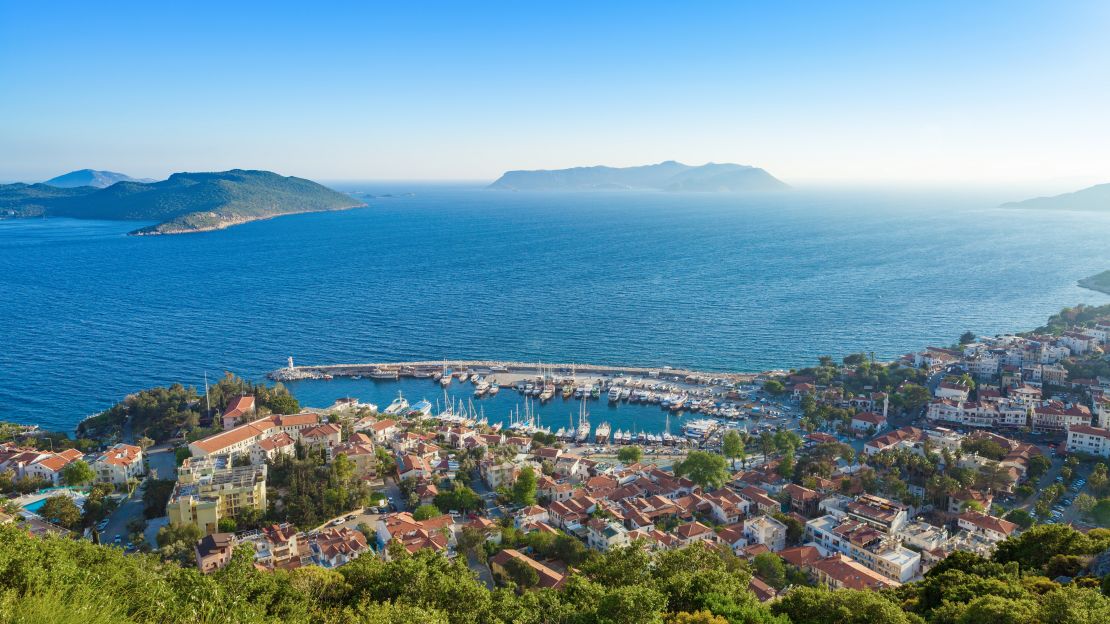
[[279, 359, 799, 444]]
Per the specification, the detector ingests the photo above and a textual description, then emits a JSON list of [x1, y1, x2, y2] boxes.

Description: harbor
[[275, 359, 800, 446]]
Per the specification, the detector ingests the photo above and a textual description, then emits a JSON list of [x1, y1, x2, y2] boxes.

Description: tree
[[434, 484, 482, 514], [752, 552, 786, 590], [266, 393, 300, 415], [673, 451, 730, 490], [62, 460, 95, 486], [456, 526, 485, 556], [668, 611, 729, 624], [617, 446, 643, 464], [512, 466, 538, 506], [503, 556, 539, 590], [763, 380, 786, 396], [137, 436, 155, 451], [777, 450, 795, 480], [38, 495, 82, 528], [413, 504, 441, 521], [1003, 508, 1035, 529], [722, 430, 744, 469], [959, 331, 977, 344], [1027, 455, 1051, 481], [772, 587, 913, 624], [1074, 493, 1097, 516]]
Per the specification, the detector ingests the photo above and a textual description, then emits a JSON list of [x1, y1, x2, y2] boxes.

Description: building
[[376, 512, 454, 555], [851, 411, 887, 434], [957, 512, 1019, 544], [744, 515, 786, 552], [301, 423, 343, 453], [310, 527, 369, 568], [333, 435, 378, 477], [195, 533, 237, 573], [844, 494, 907, 533], [189, 412, 320, 459], [783, 483, 821, 518], [1066, 425, 1110, 457], [167, 456, 267, 535], [250, 432, 296, 465], [490, 549, 566, 589], [90, 443, 144, 486], [586, 518, 630, 551], [222, 395, 256, 429], [805, 515, 920, 582], [245, 523, 303, 570], [21, 448, 85, 485], [811, 554, 900, 590]]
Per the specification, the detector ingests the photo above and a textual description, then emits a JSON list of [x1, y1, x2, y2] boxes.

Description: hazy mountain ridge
[[489, 160, 788, 192], [42, 169, 154, 188], [0, 169, 365, 234], [1001, 182, 1110, 211]]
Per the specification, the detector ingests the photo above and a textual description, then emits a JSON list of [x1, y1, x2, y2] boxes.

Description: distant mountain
[[42, 169, 154, 188], [0, 169, 365, 235], [488, 161, 787, 192], [1001, 183, 1110, 212]]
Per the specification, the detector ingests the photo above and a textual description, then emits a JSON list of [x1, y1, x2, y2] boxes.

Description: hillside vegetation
[[0, 169, 364, 234], [2, 522, 1110, 624]]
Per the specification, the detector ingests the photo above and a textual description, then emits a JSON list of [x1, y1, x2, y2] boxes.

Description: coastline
[[1078, 270, 1110, 296], [128, 202, 368, 236]]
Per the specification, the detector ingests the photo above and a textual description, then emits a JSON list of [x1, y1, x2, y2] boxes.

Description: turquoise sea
[[1, 184, 1107, 432]]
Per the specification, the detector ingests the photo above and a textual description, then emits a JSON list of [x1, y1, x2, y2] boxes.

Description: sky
[[2, 1, 1109, 188]]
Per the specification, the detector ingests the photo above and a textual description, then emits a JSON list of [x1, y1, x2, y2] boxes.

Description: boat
[[608, 387, 622, 403], [612, 428, 623, 443], [457, 371, 469, 383], [682, 418, 717, 439], [595, 422, 611, 444], [410, 399, 433, 417], [474, 380, 490, 397], [669, 395, 688, 411], [620, 388, 632, 401], [412, 368, 434, 378], [574, 398, 591, 442], [590, 386, 601, 399], [490, 365, 509, 373], [562, 384, 574, 398], [487, 384, 500, 396], [383, 391, 410, 416], [368, 368, 399, 380], [540, 373, 555, 401]]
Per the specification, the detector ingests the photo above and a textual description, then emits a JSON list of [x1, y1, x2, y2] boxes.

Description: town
[[2, 303, 1110, 623]]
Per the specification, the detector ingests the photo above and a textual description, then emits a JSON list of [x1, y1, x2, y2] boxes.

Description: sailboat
[[575, 397, 591, 442], [440, 359, 452, 387]]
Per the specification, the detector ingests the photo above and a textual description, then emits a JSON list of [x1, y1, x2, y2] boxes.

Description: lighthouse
[[288, 356, 295, 370]]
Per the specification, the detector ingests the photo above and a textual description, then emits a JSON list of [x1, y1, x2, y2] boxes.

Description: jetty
[[268, 358, 759, 385]]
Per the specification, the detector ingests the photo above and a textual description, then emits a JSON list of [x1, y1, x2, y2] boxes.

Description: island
[[489, 160, 787, 192], [0, 169, 365, 235], [1079, 270, 1110, 295], [42, 169, 154, 188], [1001, 182, 1110, 211]]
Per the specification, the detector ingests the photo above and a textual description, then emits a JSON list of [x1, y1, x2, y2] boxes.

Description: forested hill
[[489, 161, 788, 192], [0, 169, 364, 234]]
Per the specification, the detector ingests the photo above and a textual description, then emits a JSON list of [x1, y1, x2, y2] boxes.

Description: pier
[[269, 358, 759, 385]]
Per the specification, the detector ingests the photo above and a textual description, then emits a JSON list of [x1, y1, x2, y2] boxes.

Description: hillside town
[[2, 305, 1110, 610]]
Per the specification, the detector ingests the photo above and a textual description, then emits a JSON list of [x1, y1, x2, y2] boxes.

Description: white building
[[1066, 425, 1110, 458]]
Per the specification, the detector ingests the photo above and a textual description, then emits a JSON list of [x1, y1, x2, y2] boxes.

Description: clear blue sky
[[2, 1, 1108, 186]]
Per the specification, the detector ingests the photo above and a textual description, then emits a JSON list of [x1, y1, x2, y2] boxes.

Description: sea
[[1, 184, 1107, 434]]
